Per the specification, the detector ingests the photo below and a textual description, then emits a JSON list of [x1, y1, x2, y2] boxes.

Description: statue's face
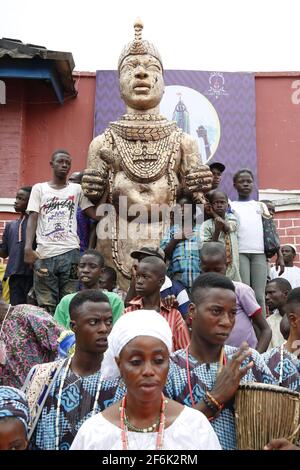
[[119, 54, 164, 110]]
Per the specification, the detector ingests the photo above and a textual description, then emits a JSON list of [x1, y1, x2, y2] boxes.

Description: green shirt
[[54, 290, 124, 329]]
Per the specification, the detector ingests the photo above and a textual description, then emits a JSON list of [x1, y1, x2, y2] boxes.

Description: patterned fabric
[[164, 345, 275, 450], [124, 297, 190, 351], [160, 224, 202, 291], [57, 331, 76, 358], [24, 359, 126, 450], [0, 304, 65, 388], [200, 213, 241, 282], [0, 386, 30, 435], [262, 347, 300, 391]]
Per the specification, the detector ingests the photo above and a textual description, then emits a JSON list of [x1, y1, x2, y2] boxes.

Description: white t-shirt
[[270, 265, 300, 289], [70, 406, 221, 450], [27, 182, 93, 258], [231, 200, 264, 253]]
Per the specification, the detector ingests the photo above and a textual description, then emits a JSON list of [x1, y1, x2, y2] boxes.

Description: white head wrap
[[101, 310, 173, 380]]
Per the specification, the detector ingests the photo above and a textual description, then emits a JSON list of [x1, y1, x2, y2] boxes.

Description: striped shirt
[[160, 276, 190, 318], [124, 297, 190, 351]]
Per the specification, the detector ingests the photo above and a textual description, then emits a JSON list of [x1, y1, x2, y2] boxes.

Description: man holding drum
[[164, 272, 275, 449]]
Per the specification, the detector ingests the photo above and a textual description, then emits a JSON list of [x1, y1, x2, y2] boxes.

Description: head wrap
[[0, 386, 30, 436], [118, 19, 163, 71], [101, 310, 172, 380]]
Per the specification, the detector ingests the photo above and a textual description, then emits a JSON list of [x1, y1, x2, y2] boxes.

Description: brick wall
[[0, 80, 24, 197], [274, 210, 300, 266]]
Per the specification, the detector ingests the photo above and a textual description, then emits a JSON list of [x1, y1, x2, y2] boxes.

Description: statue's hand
[[82, 167, 108, 201], [185, 165, 213, 193]]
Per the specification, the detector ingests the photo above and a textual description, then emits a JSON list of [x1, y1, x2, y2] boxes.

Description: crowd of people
[[0, 150, 300, 451]]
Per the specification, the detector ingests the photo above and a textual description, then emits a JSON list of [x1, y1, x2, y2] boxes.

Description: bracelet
[[202, 393, 219, 414], [206, 391, 224, 411]]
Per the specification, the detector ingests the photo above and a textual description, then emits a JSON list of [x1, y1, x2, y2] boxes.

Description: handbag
[[260, 203, 280, 258]]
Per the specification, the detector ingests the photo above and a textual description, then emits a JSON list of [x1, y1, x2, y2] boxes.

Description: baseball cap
[[130, 246, 165, 261], [209, 162, 225, 173], [282, 243, 297, 254]]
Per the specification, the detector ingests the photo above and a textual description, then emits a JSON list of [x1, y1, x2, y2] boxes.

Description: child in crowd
[[124, 256, 190, 351], [160, 190, 201, 292], [99, 266, 127, 301], [201, 190, 241, 282], [54, 249, 124, 329], [231, 169, 284, 316]]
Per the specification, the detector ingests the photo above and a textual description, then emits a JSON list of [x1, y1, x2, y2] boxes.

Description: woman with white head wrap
[[71, 310, 221, 450]]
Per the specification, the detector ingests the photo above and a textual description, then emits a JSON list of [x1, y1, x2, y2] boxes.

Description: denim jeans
[[33, 249, 80, 315]]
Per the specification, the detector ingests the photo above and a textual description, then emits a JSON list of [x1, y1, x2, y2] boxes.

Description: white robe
[[70, 405, 221, 450]]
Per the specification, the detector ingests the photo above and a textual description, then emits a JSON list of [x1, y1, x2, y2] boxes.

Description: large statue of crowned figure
[[82, 20, 212, 289]]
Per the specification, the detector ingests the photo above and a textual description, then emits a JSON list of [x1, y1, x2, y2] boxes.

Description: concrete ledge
[[259, 190, 300, 212], [0, 198, 15, 213]]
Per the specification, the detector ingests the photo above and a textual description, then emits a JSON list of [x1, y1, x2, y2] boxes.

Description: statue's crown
[[118, 19, 163, 70]]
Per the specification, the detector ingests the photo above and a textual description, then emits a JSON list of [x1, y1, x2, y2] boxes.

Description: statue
[[82, 20, 212, 290]]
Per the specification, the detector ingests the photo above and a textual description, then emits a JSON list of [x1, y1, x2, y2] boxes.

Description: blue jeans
[[33, 249, 80, 315]]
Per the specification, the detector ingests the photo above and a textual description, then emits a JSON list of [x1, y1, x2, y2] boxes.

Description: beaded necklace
[[55, 356, 103, 450], [120, 393, 166, 450], [185, 346, 226, 408], [124, 412, 161, 433]]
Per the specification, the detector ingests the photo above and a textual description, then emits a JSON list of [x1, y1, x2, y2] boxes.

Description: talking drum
[[235, 382, 300, 450]]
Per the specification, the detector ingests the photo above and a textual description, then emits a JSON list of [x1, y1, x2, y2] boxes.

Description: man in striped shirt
[[124, 256, 190, 351]]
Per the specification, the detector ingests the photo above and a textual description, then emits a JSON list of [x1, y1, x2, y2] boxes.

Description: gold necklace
[[124, 412, 161, 433]]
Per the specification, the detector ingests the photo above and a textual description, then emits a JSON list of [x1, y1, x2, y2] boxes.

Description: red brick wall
[[256, 74, 300, 191], [0, 74, 95, 198], [274, 210, 300, 266], [0, 80, 25, 197]]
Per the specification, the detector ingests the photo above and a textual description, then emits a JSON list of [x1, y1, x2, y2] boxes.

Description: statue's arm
[[87, 135, 107, 168], [82, 134, 110, 202], [180, 134, 213, 199]]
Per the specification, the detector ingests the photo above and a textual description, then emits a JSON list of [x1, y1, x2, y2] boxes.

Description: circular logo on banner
[[160, 85, 221, 164]]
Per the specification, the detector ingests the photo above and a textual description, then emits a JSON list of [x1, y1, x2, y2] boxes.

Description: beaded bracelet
[[206, 391, 224, 412], [202, 393, 219, 414]]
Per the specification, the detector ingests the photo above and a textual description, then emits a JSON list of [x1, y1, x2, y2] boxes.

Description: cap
[[282, 243, 297, 254], [209, 162, 225, 173], [130, 246, 165, 261]]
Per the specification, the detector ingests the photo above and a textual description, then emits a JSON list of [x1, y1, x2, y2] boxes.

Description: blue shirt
[[0, 216, 32, 278], [160, 224, 202, 291]]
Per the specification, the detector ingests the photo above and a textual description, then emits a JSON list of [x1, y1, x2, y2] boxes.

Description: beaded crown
[[118, 19, 163, 70]]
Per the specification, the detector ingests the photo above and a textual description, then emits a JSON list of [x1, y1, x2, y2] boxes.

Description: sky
[[1, 0, 300, 73]]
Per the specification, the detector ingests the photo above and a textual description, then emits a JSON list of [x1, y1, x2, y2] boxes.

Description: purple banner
[[94, 70, 257, 200]]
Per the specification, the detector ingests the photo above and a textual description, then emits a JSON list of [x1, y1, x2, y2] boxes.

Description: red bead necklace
[[120, 393, 166, 450]]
